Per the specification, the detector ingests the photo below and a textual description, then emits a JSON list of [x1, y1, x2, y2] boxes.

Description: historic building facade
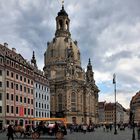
[[43, 6, 99, 124], [98, 101, 106, 124], [130, 91, 140, 123], [98, 101, 129, 124], [31, 52, 50, 122], [0, 43, 50, 128]]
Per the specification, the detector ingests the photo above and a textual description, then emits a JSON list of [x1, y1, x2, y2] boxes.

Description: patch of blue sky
[[97, 80, 114, 95]]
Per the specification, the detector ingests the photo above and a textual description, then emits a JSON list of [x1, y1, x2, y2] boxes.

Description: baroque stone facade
[[130, 91, 140, 123], [43, 6, 99, 124]]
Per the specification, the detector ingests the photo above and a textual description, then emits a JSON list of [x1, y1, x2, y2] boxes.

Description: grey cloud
[[0, 0, 140, 108], [105, 50, 133, 62]]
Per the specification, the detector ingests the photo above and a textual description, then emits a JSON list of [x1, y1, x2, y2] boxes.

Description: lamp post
[[132, 109, 136, 140], [113, 74, 117, 135]]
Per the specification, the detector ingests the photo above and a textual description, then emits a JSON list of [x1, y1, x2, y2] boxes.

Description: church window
[[51, 49, 53, 57], [71, 92, 76, 102], [59, 20, 63, 29], [58, 94, 62, 111], [66, 21, 68, 30], [58, 104, 62, 111], [71, 92, 76, 111], [58, 94, 62, 102]]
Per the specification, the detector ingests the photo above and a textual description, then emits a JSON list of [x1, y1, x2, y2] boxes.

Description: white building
[[31, 52, 50, 124]]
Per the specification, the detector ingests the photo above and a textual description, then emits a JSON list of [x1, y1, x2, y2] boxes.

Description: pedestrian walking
[[82, 123, 87, 134], [7, 124, 14, 140], [103, 124, 106, 132]]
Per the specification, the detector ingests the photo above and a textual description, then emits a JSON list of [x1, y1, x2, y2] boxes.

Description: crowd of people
[[69, 123, 95, 133], [1, 121, 140, 140]]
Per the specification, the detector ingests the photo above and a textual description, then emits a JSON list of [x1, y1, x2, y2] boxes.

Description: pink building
[[0, 43, 34, 126]]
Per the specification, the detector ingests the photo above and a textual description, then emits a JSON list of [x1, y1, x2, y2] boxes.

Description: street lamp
[[113, 73, 117, 135], [132, 109, 136, 140]]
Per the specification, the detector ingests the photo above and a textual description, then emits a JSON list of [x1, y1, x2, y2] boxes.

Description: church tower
[[44, 4, 99, 124], [31, 51, 37, 68]]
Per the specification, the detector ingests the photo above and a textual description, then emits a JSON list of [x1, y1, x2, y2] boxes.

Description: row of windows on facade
[[105, 115, 114, 117], [35, 102, 49, 109], [5, 81, 48, 94], [0, 105, 49, 118], [6, 105, 34, 115], [6, 58, 34, 76], [5, 91, 49, 102], [35, 83, 49, 92], [6, 81, 33, 94], [0, 93, 49, 109], [6, 93, 33, 104], [35, 92, 50, 100], [36, 111, 50, 118], [6, 70, 33, 85], [0, 70, 49, 92], [105, 119, 114, 121], [4, 57, 47, 85]]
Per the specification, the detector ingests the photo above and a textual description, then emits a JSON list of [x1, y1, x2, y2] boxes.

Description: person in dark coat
[[7, 124, 14, 140], [54, 122, 59, 134]]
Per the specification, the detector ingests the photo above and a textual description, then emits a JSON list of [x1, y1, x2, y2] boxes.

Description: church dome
[[44, 6, 81, 68], [43, 5, 84, 80], [44, 36, 81, 66]]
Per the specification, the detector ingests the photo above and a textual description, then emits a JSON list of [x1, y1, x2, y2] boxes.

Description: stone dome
[[44, 36, 81, 66], [43, 6, 83, 80]]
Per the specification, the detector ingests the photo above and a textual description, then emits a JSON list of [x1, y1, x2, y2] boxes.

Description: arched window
[[71, 92, 76, 102], [58, 94, 62, 102], [71, 92, 76, 112], [59, 20, 63, 29], [66, 20, 68, 30], [51, 49, 53, 57], [58, 94, 62, 111]]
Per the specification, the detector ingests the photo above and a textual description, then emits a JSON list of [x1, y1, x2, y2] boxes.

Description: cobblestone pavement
[[0, 127, 139, 140]]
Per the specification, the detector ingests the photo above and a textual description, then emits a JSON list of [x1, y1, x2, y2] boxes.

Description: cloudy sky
[[0, 0, 140, 108]]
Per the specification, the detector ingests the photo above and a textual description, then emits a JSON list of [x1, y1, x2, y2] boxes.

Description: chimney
[[12, 48, 16, 53], [4, 42, 8, 48]]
